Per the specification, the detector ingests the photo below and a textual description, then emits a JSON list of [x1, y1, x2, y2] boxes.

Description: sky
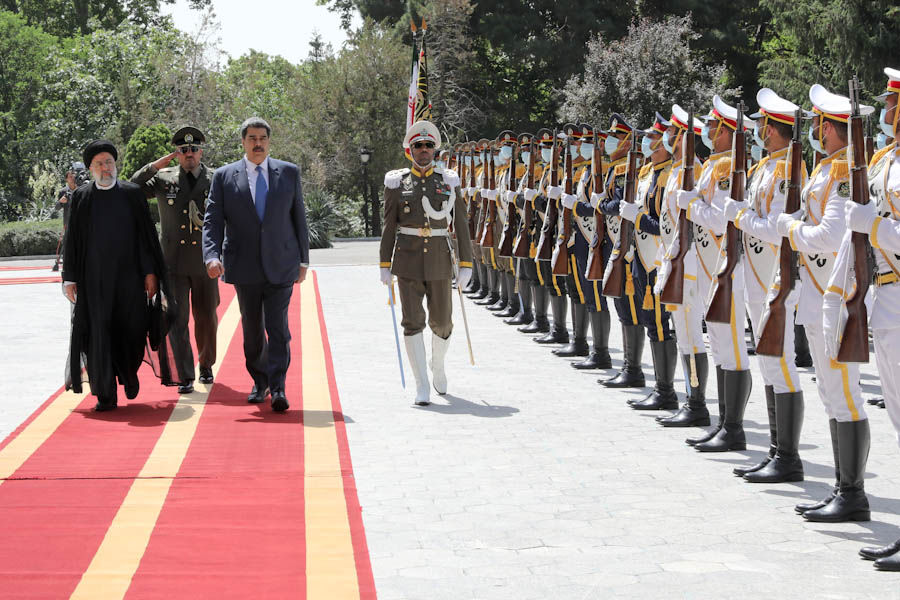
[[161, 0, 359, 65]]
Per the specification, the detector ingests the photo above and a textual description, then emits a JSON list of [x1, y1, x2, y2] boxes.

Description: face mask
[[580, 143, 594, 161], [500, 145, 513, 160], [474, 155, 482, 166], [876, 132, 888, 150], [807, 125, 825, 155], [751, 144, 763, 162], [604, 135, 621, 156], [569, 144, 579, 158], [520, 151, 531, 165], [753, 124, 766, 147], [435, 161, 445, 171], [641, 136, 653, 158], [662, 131, 674, 153], [464, 156, 471, 167], [879, 107, 895, 138], [495, 153, 508, 166], [541, 147, 552, 163], [701, 124, 714, 150]]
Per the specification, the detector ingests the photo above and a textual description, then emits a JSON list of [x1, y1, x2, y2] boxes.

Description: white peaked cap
[[403, 120, 442, 149], [808, 83, 874, 121], [670, 104, 703, 133], [751, 88, 801, 124], [709, 95, 753, 130]]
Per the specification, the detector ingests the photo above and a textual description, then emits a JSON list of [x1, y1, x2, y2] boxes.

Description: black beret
[[172, 126, 205, 146], [83, 140, 118, 167]]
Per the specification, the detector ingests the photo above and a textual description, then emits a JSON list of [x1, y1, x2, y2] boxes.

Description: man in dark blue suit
[[202, 117, 309, 412]]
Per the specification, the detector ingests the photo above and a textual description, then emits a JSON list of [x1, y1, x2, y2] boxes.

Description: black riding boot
[[745, 391, 804, 483], [496, 273, 520, 317], [695, 369, 751, 452], [536, 295, 569, 344], [487, 269, 508, 311], [506, 279, 533, 325], [600, 324, 645, 388], [796, 419, 840, 514], [734, 385, 776, 476], [794, 323, 812, 368], [658, 352, 710, 427], [464, 260, 481, 294], [554, 300, 589, 356], [475, 268, 500, 305], [686, 365, 725, 445], [803, 419, 870, 522], [630, 338, 678, 410], [573, 308, 612, 369], [519, 284, 549, 333]]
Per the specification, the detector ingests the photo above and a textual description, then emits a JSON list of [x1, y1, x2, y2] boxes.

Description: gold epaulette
[[868, 143, 896, 170], [831, 160, 849, 181], [613, 163, 628, 176], [712, 157, 732, 181], [639, 164, 653, 179]]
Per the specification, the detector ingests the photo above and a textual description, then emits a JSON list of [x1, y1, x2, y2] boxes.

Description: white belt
[[397, 226, 448, 238]]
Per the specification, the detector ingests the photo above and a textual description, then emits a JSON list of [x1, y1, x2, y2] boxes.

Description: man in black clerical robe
[[63, 140, 180, 411]]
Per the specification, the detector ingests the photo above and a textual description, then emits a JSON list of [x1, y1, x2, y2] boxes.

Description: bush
[[0, 219, 63, 256], [304, 186, 340, 249], [332, 195, 367, 238], [24, 160, 63, 222], [122, 124, 173, 180]]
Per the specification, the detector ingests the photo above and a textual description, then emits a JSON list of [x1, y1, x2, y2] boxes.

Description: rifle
[[480, 143, 497, 247], [756, 109, 803, 356], [498, 144, 519, 257], [706, 102, 747, 324], [865, 113, 875, 165], [466, 147, 478, 241], [602, 133, 639, 296], [836, 77, 873, 363], [535, 130, 560, 261], [585, 130, 607, 280], [512, 139, 536, 258], [660, 111, 696, 304], [551, 135, 574, 275]]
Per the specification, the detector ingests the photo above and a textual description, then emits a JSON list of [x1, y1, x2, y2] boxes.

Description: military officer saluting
[[132, 126, 219, 393], [380, 120, 473, 406]]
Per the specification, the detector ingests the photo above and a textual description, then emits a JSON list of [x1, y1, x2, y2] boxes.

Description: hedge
[[0, 219, 64, 257]]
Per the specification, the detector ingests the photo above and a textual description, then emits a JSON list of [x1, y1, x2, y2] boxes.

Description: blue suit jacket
[[202, 158, 310, 285]]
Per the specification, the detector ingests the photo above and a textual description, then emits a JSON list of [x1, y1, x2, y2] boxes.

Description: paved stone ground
[[3, 242, 900, 598]]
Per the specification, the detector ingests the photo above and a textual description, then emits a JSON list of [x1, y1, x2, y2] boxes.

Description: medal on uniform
[[403, 204, 411, 213]]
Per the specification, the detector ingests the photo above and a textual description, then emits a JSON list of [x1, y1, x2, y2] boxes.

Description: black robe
[[63, 180, 181, 399]]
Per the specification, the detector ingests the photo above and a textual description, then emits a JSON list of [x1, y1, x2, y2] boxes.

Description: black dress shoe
[[859, 537, 900, 561], [875, 552, 900, 571], [124, 376, 140, 400], [271, 391, 289, 412], [248, 385, 269, 404], [94, 398, 117, 412], [178, 382, 194, 394], [198, 367, 214, 384]]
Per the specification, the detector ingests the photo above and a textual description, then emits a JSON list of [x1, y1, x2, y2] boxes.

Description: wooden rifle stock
[[837, 78, 873, 363], [551, 136, 574, 275], [585, 132, 607, 280], [660, 112, 696, 304], [498, 144, 519, 257], [756, 109, 803, 356], [602, 134, 639, 297], [466, 148, 478, 240], [480, 146, 497, 246], [706, 103, 747, 324], [513, 141, 536, 258], [535, 131, 560, 261]]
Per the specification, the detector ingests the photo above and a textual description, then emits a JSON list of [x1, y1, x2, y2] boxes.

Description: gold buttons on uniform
[[168, 199, 174, 205], [192, 241, 197, 245], [183, 210, 188, 214], [181, 224, 186, 229], [424, 248, 428, 253], [180, 240, 185, 244]]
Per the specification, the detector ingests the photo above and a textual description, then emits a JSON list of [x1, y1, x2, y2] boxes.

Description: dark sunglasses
[[177, 145, 200, 154], [413, 141, 435, 149]]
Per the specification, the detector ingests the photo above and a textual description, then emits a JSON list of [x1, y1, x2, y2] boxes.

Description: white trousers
[[700, 272, 749, 371], [874, 328, 900, 448], [669, 276, 706, 355], [806, 320, 866, 422], [746, 291, 801, 394]]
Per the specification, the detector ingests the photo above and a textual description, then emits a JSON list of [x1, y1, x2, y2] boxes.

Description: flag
[[406, 24, 419, 129], [414, 32, 432, 122]]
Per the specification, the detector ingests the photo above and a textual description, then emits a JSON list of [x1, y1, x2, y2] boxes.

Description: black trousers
[[169, 271, 220, 382], [234, 281, 293, 393]]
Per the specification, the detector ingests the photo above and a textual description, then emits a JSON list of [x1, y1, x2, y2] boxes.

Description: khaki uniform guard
[[380, 120, 473, 406]]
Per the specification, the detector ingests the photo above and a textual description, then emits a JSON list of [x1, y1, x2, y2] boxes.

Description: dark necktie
[[186, 171, 197, 189], [255, 165, 267, 221]]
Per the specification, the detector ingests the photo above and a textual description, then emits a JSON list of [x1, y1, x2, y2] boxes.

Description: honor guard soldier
[[471, 139, 496, 304], [776, 84, 873, 522], [507, 132, 545, 329], [379, 120, 473, 406], [132, 126, 218, 393], [595, 114, 646, 388], [460, 142, 481, 294], [655, 106, 711, 429], [563, 124, 612, 368], [727, 89, 808, 482], [493, 131, 523, 319], [842, 67, 900, 570], [676, 96, 754, 452], [482, 139, 510, 313], [622, 113, 678, 411]]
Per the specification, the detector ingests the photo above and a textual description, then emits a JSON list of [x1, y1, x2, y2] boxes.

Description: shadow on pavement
[[415, 393, 519, 418]]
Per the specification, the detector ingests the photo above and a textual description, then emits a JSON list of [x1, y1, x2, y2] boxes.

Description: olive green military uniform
[[132, 161, 219, 382], [380, 163, 473, 337]]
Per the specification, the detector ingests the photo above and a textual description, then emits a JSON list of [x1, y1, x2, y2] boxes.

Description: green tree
[[121, 123, 173, 178]]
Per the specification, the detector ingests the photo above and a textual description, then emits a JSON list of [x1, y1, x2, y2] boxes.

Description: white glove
[[523, 188, 538, 202], [723, 199, 748, 222], [846, 201, 878, 233], [822, 290, 848, 360], [561, 193, 578, 210], [380, 267, 392, 285], [504, 190, 517, 204], [620, 202, 640, 222], [676, 190, 696, 211], [590, 191, 606, 210], [456, 267, 472, 291], [776, 211, 802, 236], [484, 189, 498, 201], [547, 185, 563, 200]]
